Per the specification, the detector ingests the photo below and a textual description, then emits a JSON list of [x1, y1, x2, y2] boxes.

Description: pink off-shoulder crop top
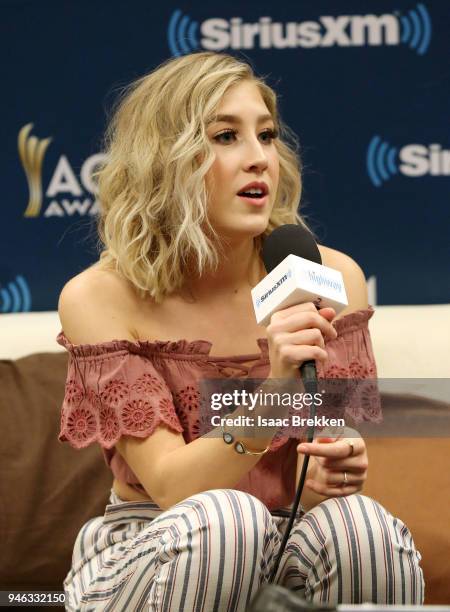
[[57, 307, 380, 511]]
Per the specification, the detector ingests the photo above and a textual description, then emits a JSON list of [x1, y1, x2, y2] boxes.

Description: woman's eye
[[212, 128, 278, 145], [214, 130, 236, 144], [259, 129, 278, 144]]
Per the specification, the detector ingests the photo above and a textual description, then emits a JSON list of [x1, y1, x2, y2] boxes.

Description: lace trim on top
[[57, 307, 380, 455], [56, 307, 374, 359], [57, 349, 184, 450]]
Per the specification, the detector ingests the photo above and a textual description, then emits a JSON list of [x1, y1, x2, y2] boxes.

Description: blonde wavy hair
[[94, 51, 306, 302]]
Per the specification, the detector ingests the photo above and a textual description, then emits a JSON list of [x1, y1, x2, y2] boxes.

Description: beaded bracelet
[[221, 428, 271, 456]]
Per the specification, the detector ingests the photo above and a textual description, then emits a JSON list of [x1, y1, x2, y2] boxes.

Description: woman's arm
[[120, 428, 276, 510], [58, 269, 278, 510]]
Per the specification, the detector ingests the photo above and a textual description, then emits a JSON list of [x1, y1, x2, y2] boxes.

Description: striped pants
[[63, 489, 424, 611]]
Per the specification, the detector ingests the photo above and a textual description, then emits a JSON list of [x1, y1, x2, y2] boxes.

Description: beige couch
[[0, 306, 449, 604]]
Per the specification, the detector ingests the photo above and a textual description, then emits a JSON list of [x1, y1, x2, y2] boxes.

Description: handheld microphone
[[253, 224, 348, 327], [253, 224, 348, 584], [257, 224, 347, 385]]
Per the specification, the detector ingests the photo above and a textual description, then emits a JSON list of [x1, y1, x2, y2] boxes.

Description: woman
[[58, 52, 424, 610]]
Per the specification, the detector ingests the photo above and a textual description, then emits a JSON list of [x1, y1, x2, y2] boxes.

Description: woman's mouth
[[237, 184, 269, 207], [237, 193, 268, 207]]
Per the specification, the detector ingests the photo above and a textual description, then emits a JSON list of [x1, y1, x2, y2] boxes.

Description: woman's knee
[[152, 489, 276, 603], [304, 494, 424, 603], [170, 488, 273, 540]]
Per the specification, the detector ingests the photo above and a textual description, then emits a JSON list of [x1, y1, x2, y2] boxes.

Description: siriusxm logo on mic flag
[[367, 136, 450, 187], [252, 255, 348, 326], [167, 4, 431, 57], [256, 269, 292, 308]]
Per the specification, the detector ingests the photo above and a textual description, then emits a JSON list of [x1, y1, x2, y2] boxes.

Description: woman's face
[[205, 80, 280, 242]]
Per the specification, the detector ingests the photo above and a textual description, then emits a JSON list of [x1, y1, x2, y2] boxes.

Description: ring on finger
[[344, 440, 354, 457], [343, 471, 348, 486]]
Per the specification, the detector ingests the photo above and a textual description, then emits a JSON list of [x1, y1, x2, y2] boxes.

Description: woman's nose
[[243, 139, 269, 173]]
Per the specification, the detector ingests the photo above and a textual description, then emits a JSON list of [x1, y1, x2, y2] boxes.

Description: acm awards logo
[[167, 3, 431, 56], [18, 123, 105, 218], [366, 135, 450, 187]]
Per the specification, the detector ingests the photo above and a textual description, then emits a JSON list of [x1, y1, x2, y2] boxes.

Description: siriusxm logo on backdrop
[[0, 275, 31, 313], [367, 135, 450, 187], [167, 4, 431, 56], [18, 124, 105, 218]]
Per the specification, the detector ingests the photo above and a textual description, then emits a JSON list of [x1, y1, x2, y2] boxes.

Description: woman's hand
[[297, 435, 368, 498], [267, 303, 338, 379]]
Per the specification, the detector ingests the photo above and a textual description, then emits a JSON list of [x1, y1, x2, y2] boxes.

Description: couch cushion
[[364, 394, 450, 604], [0, 312, 65, 360], [369, 304, 450, 378], [0, 352, 112, 591]]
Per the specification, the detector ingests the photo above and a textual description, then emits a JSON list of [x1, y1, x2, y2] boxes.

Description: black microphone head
[[262, 224, 321, 273]]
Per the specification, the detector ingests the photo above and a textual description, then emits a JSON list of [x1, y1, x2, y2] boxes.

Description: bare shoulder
[[318, 245, 368, 317], [318, 244, 365, 279], [58, 265, 141, 345]]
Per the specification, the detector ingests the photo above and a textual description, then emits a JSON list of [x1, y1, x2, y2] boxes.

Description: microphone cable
[[268, 360, 318, 583]]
